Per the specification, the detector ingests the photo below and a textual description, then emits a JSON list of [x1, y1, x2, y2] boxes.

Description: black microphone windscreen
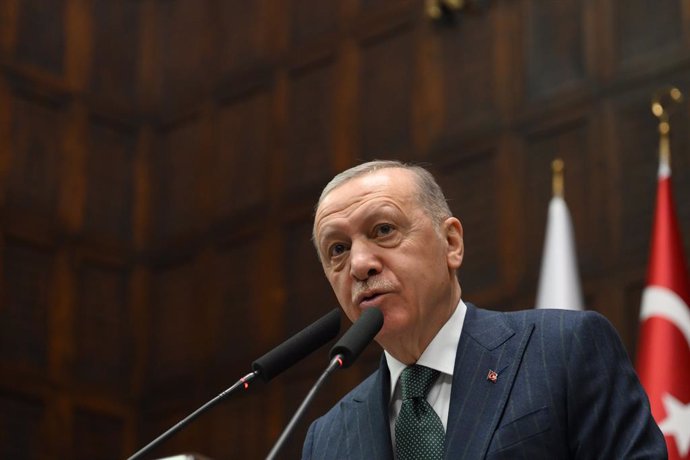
[[329, 308, 383, 368], [252, 308, 341, 382]]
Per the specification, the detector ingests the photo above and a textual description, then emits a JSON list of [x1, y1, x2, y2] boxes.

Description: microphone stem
[[128, 371, 258, 460], [266, 355, 343, 460]]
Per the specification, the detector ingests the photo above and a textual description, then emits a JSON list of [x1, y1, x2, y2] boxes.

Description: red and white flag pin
[[487, 369, 498, 383]]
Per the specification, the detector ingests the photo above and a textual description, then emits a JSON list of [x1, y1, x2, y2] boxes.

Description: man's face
[[313, 168, 463, 345]]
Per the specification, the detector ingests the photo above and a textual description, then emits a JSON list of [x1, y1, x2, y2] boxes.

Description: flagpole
[[651, 87, 683, 169], [551, 158, 564, 198]]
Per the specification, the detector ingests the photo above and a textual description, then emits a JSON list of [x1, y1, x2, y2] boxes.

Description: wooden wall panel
[[73, 409, 125, 460], [219, 1, 269, 76], [212, 240, 259, 369], [290, 0, 340, 46], [157, 0, 212, 111], [0, 238, 53, 371], [432, 10, 498, 141], [285, 61, 335, 194], [140, 394, 271, 459], [360, 0, 399, 11], [7, 91, 63, 217], [148, 260, 204, 389], [201, 392, 270, 459], [524, 0, 586, 99], [89, 0, 140, 105], [614, 0, 685, 70], [0, 392, 46, 458], [15, 0, 65, 75], [215, 91, 271, 219], [153, 119, 203, 241], [84, 119, 135, 242], [74, 263, 132, 393], [437, 153, 501, 295], [141, 406, 202, 459], [359, 26, 415, 159]]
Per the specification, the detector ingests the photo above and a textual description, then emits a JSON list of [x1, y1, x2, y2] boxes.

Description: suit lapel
[[346, 356, 394, 459], [444, 304, 534, 459]]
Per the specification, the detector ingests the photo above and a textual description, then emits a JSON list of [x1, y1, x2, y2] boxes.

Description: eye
[[329, 242, 348, 258], [374, 223, 395, 237]]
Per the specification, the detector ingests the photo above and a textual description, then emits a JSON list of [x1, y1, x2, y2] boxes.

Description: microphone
[[127, 308, 341, 460], [266, 308, 384, 459], [330, 307, 384, 367], [253, 308, 341, 381]]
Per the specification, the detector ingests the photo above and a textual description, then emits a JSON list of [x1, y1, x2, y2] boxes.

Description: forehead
[[315, 168, 419, 223]]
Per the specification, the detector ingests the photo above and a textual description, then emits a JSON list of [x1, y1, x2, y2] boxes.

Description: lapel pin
[[487, 369, 498, 383]]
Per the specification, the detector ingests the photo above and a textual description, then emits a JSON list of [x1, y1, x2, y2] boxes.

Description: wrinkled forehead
[[312, 168, 421, 242], [316, 168, 419, 220]]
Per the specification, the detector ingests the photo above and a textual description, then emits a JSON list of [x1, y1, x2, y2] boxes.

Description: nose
[[349, 239, 382, 281]]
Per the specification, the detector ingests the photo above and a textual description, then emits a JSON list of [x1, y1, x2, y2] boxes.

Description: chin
[[375, 316, 407, 339]]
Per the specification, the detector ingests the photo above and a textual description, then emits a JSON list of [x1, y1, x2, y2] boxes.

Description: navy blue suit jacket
[[302, 304, 666, 459]]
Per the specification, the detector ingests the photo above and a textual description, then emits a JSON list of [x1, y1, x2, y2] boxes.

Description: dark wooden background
[[1, 0, 689, 458]]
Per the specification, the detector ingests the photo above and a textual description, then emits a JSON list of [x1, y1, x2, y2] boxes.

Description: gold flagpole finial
[[552, 158, 564, 198], [652, 87, 683, 165]]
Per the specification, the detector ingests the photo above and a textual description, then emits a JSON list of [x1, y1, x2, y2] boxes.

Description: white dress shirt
[[385, 299, 467, 446]]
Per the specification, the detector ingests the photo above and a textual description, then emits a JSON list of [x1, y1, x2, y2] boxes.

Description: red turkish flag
[[636, 158, 690, 460]]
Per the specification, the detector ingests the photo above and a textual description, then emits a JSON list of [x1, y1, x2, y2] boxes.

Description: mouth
[[356, 290, 388, 307]]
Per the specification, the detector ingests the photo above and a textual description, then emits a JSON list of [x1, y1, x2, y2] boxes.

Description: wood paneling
[[219, 1, 270, 76], [213, 240, 259, 368], [215, 90, 271, 219], [153, 118, 203, 241], [7, 91, 63, 216], [0, 238, 53, 371], [433, 9, 498, 140], [285, 60, 335, 194], [157, 0, 212, 111], [291, 0, 340, 46], [614, 0, 684, 69], [0, 392, 46, 458], [148, 260, 204, 388], [90, 0, 140, 105], [84, 119, 135, 242], [200, 393, 270, 459], [74, 263, 132, 392], [359, 25, 415, 159], [524, 0, 586, 99], [15, 0, 65, 75], [2, 0, 690, 458], [73, 408, 125, 460]]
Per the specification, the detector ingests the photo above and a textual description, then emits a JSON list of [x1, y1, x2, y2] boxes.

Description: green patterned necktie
[[395, 365, 445, 460]]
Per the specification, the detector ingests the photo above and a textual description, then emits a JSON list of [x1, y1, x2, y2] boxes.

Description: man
[[303, 160, 665, 459]]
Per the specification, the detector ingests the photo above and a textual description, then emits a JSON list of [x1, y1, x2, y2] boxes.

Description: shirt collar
[[384, 299, 467, 401]]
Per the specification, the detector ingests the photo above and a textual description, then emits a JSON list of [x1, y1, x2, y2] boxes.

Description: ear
[[443, 217, 463, 270]]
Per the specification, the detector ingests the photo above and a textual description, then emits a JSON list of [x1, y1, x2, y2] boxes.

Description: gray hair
[[313, 160, 452, 245]]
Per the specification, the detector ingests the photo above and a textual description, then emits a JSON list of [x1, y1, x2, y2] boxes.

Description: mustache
[[351, 278, 397, 304]]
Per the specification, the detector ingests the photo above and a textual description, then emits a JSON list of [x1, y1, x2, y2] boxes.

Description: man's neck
[[382, 288, 461, 364]]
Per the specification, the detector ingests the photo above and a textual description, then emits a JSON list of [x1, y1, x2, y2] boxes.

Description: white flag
[[535, 195, 584, 310]]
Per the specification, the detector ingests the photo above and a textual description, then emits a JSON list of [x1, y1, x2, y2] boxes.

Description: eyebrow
[[317, 204, 405, 239]]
